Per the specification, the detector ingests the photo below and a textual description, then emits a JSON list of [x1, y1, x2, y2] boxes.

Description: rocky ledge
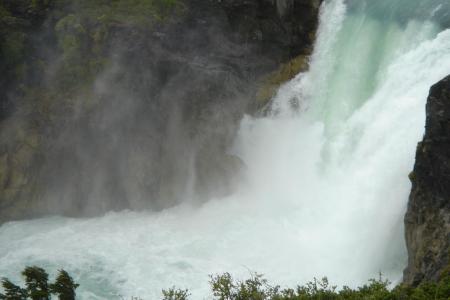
[[404, 75, 450, 285]]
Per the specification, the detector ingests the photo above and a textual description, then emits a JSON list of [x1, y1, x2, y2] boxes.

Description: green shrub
[[49, 270, 79, 300], [21, 267, 50, 300], [2, 265, 450, 300], [181, 268, 450, 300], [161, 287, 190, 300], [0, 267, 78, 300], [0, 278, 27, 300]]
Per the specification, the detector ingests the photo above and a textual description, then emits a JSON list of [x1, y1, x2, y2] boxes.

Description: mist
[[0, 0, 320, 220]]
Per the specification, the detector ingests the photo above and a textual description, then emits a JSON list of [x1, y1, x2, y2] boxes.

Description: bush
[[185, 268, 450, 300], [0, 278, 27, 300], [0, 267, 78, 300], [2, 266, 450, 300], [49, 270, 79, 300], [22, 266, 50, 300], [161, 287, 190, 300]]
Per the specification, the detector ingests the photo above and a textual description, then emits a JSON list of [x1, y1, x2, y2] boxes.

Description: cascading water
[[1, 0, 450, 298]]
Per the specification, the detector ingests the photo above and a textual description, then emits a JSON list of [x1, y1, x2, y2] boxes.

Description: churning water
[[2, 0, 450, 298]]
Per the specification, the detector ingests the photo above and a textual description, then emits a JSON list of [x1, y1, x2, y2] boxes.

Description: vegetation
[[255, 55, 309, 110], [161, 287, 190, 300], [0, 267, 78, 300], [0, 0, 185, 116], [203, 270, 450, 300], [49, 270, 79, 300], [50, 0, 184, 92], [2, 266, 450, 300]]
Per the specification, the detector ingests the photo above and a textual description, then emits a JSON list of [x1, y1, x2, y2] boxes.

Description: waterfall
[[1, 0, 450, 299]]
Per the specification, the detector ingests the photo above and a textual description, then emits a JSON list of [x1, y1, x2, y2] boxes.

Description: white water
[[2, 0, 450, 299]]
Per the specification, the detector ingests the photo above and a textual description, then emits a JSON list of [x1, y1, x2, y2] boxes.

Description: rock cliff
[[404, 75, 450, 285], [0, 0, 322, 222]]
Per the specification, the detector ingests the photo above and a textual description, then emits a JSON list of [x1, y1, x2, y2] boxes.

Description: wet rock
[[404, 75, 450, 285], [0, 0, 323, 222]]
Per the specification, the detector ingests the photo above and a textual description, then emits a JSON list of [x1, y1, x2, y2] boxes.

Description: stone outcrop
[[0, 0, 322, 222], [404, 75, 450, 285]]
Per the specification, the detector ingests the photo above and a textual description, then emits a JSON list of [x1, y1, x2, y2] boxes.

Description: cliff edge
[[404, 75, 450, 285]]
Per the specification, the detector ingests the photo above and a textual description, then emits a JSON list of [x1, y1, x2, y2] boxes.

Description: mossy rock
[[255, 55, 309, 110]]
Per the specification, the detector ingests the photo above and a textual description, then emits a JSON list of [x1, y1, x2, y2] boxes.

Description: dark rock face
[[219, 0, 321, 59], [0, 0, 51, 120], [0, 0, 322, 222], [404, 75, 450, 285]]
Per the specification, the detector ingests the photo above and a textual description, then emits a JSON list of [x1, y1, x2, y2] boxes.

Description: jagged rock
[[404, 75, 450, 286], [219, 0, 321, 60], [218, 0, 321, 109]]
